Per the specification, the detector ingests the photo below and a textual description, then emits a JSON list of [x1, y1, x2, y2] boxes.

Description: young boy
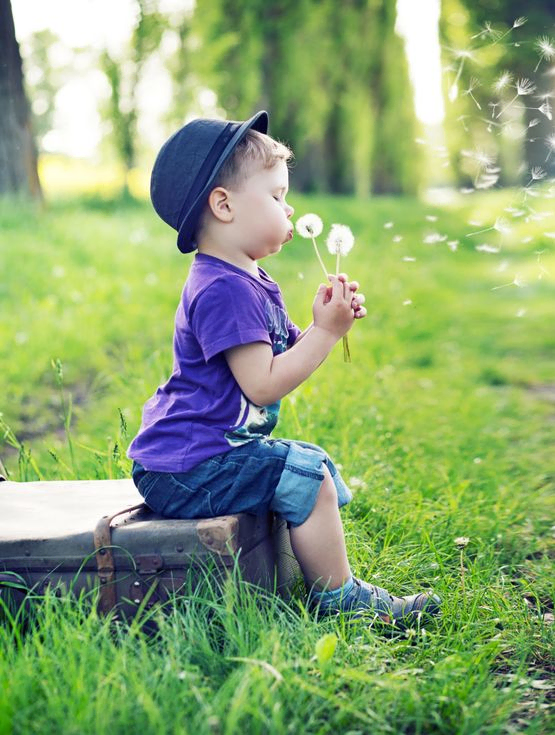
[[128, 110, 440, 626]]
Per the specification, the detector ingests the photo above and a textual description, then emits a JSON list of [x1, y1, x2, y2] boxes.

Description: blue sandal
[[311, 577, 441, 628]]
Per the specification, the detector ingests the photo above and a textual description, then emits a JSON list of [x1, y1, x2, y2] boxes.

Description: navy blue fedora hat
[[150, 110, 269, 253]]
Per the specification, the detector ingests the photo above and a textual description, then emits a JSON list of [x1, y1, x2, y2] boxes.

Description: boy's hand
[[328, 273, 367, 320], [313, 275, 356, 339]]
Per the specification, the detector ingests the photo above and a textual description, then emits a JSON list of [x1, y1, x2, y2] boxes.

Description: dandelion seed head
[[326, 224, 354, 256], [296, 214, 323, 239], [454, 537, 470, 548]]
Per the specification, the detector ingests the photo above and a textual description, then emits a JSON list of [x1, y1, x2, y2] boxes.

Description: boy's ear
[[207, 187, 233, 223]]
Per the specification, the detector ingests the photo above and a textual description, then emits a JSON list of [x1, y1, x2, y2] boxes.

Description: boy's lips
[[285, 229, 294, 242]]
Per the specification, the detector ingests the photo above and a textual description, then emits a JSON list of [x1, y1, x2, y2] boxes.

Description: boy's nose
[[286, 203, 294, 218]]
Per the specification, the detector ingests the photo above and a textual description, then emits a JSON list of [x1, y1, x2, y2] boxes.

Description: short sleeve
[[190, 277, 272, 361]]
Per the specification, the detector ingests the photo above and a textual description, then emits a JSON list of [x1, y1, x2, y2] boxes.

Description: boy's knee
[[316, 466, 337, 505]]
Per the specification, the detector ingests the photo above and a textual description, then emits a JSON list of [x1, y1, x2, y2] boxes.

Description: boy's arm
[[225, 276, 363, 406]]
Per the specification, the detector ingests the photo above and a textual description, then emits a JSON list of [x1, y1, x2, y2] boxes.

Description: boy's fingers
[[329, 275, 344, 299], [349, 280, 359, 292], [354, 306, 367, 319]]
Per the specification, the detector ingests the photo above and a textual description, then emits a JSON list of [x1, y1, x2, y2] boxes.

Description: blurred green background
[[1, 4, 554, 733]]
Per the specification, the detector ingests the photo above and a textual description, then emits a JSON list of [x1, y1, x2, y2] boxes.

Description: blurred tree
[[192, 0, 419, 196], [0, 0, 42, 200], [101, 0, 164, 197], [20, 29, 63, 152]]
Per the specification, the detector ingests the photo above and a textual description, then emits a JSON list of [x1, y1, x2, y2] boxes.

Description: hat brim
[[176, 110, 269, 253]]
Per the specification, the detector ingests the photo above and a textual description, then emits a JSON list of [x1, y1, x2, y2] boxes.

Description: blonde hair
[[194, 129, 293, 242], [214, 128, 293, 189]]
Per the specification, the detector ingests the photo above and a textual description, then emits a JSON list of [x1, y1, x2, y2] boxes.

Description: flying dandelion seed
[[497, 78, 536, 118], [538, 101, 553, 120], [527, 118, 540, 129], [463, 77, 482, 109], [516, 308, 527, 317], [475, 244, 501, 253], [423, 232, 448, 244], [534, 36, 555, 72], [402, 256, 416, 262], [546, 136, 555, 163], [447, 240, 459, 251], [402, 299, 413, 306], [472, 21, 499, 41], [475, 169, 500, 190], [384, 221, 394, 229], [492, 274, 526, 290], [493, 16, 528, 45], [526, 166, 547, 186], [468, 217, 511, 237], [392, 235, 403, 243], [448, 48, 475, 102], [494, 70, 513, 94], [426, 215, 438, 222]]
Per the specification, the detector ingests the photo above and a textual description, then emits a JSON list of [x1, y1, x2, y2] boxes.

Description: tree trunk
[[0, 0, 42, 199]]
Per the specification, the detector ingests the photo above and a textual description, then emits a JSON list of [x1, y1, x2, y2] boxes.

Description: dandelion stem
[[467, 226, 493, 237], [460, 549, 465, 597], [311, 237, 329, 280]]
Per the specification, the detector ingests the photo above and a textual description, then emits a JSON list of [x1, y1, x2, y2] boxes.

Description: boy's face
[[229, 160, 294, 260]]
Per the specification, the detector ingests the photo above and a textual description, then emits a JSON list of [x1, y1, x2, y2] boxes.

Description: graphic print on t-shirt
[[224, 297, 290, 447], [225, 393, 280, 446], [265, 300, 290, 355]]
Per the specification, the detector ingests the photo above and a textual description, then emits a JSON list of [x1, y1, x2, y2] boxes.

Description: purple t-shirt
[[127, 253, 301, 472]]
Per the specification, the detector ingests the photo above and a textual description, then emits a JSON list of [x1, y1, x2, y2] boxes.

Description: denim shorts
[[132, 438, 352, 527]]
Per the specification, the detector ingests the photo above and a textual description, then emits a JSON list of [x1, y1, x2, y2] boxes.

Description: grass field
[[0, 176, 554, 733]]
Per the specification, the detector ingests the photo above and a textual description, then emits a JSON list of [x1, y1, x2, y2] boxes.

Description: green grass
[[0, 186, 554, 734]]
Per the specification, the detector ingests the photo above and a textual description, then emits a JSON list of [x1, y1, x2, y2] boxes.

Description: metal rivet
[[176, 544, 184, 552], [133, 580, 141, 587], [133, 598, 141, 604], [99, 548, 106, 555]]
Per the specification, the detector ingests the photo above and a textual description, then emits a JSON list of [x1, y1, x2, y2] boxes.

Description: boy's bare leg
[[289, 465, 351, 591]]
